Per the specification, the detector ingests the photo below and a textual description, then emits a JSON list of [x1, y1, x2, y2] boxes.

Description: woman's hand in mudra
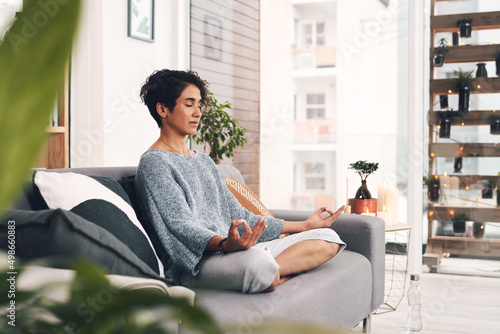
[[304, 206, 345, 230], [223, 217, 267, 252]]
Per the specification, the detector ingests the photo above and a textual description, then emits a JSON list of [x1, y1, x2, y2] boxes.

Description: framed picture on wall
[[128, 0, 155, 42]]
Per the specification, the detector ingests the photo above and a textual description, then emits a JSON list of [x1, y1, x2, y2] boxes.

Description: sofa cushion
[[0, 209, 163, 280], [121, 174, 167, 263], [33, 171, 164, 277], [222, 177, 288, 238], [222, 177, 274, 217]]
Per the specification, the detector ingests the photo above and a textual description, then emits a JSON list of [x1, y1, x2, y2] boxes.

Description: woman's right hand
[[223, 217, 267, 252]]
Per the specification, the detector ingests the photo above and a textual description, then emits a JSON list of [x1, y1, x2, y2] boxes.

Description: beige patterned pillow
[[223, 177, 274, 217], [223, 177, 287, 238]]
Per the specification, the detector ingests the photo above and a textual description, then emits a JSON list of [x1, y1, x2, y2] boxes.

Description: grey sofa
[[5, 165, 385, 333]]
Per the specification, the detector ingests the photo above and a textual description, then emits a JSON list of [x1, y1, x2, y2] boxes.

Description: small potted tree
[[348, 160, 379, 214], [454, 68, 473, 113], [191, 93, 247, 164], [433, 38, 449, 67]]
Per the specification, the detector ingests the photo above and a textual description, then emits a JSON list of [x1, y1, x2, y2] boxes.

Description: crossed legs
[[181, 229, 345, 293], [263, 239, 341, 292]]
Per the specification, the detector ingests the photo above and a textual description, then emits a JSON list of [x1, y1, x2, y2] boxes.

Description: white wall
[[70, 0, 189, 167]]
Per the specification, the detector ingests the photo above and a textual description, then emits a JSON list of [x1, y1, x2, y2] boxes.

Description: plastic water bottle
[[407, 274, 422, 332]]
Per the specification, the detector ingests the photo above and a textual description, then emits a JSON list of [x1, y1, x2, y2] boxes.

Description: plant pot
[[472, 222, 486, 238], [429, 182, 440, 202], [491, 118, 500, 135], [439, 117, 451, 138], [453, 157, 463, 173], [496, 52, 500, 76], [348, 198, 377, 215], [434, 54, 445, 67], [457, 19, 472, 38], [458, 86, 470, 112], [476, 63, 487, 77], [439, 95, 448, 109], [482, 183, 493, 199], [452, 219, 466, 234]]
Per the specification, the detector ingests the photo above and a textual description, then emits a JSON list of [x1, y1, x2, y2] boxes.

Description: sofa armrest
[[270, 209, 385, 311]]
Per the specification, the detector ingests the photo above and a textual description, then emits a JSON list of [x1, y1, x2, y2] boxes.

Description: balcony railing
[[293, 46, 336, 69], [295, 120, 336, 143]]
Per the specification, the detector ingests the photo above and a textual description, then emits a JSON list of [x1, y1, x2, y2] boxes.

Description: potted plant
[[438, 112, 452, 138], [476, 63, 487, 77], [496, 52, 500, 77], [454, 68, 473, 113], [472, 222, 486, 238], [451, 212, 468, 234], [348, 160, 379, 214], [191, 93, 247, 164], [497, 182, 500, 207], [427, 174, 440, 202], [457, 19, 472, 38], [433, 38, 449, 67], [490, 112, 500, 135], [438, 109, 462, 138]]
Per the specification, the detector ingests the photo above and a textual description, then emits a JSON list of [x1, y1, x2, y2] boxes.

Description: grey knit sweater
[[135, 150, 284, 284]]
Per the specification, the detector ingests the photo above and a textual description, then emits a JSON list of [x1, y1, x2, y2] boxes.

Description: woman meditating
[[135, 69, 346, 293]]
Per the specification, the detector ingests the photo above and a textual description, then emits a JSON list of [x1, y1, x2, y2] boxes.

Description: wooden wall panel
[[191, 0, 261, 194]]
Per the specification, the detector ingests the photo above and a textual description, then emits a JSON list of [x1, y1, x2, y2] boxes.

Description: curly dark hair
[[140, 69, 210, 127]]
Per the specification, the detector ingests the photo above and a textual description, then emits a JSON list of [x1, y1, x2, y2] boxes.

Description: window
[[305, 93, 325, 119], [305, 163, 325, 190], [298, 21, 326, 47], [316, 22, 325, 46]]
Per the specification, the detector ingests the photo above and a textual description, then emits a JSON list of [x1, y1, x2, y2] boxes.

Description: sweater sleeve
[[136, 160, 217, 276]]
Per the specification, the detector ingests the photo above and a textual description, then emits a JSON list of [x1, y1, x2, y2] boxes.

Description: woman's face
[[163, 84, 202, 137]]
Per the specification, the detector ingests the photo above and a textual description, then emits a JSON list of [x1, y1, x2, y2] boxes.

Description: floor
[[352, 258, 500, 334]]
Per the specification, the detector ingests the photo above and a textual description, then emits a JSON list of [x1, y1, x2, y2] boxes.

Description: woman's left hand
[[304, 206, 345, 230]]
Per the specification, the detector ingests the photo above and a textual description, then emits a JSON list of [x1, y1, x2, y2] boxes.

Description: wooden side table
[[374, 223, 412, 314]]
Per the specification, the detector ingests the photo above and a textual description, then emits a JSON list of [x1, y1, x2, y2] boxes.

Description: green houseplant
[[191, 93, 247, 164], [454, 68, 474, 113], [348, 160, 379, 214], [433, 38, 449, 67], [0, 0, 80, 216]]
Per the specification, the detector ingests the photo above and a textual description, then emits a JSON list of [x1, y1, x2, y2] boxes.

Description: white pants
[[180, 228, 346, 293]]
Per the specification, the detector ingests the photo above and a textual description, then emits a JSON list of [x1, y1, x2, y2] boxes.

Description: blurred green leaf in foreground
[[0, 0, 80, 215]]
